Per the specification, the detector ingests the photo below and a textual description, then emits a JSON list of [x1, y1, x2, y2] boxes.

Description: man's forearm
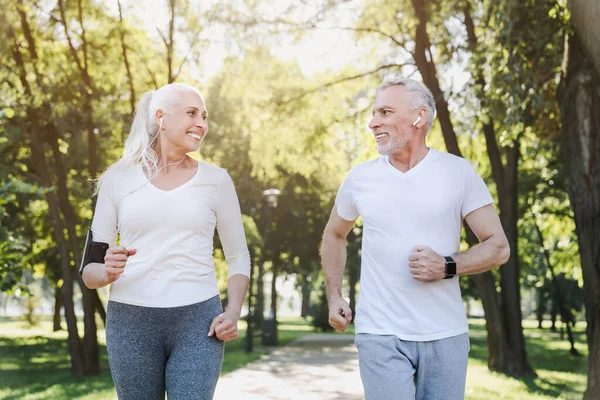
[[226, 274, 249, 318], [454, 236, 510, 276], [82, 262, 109, 289], [321, 232, 347, 300]]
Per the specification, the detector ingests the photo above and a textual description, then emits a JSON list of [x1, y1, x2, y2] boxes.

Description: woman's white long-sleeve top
[[91, 161, 250, 307]]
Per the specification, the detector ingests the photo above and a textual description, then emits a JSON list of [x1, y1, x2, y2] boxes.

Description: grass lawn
[[465, 318, 588, 400], [0, 316, 312, 400], [0, 316, 589, 399]]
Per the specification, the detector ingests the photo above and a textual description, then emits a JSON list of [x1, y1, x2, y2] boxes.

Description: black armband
[[79, 228, 109, 275]]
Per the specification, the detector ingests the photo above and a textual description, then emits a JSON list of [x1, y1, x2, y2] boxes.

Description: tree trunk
[[47, 120, 100, 375], [569, 0, 600, 74], [43, 120, 100, 374], [256, 260, 265, 331], [117, 0, 136, 125], [93, 290, 107, 327], [167, 0, 176, 83], [551, 303, 558, 332], [300, 275, 311, 318], [563, 316, 580, 356], [536, 284, 546, 329], [559, 32, 600, 400], [7, 16, 85, 378], [263, 262, 278, 346], [41, 172, 85, 378], [82, 116, 101, 373], [55, 0, 101, 374], [271, 265, 278, 321], [534, 219, 580, 356], [497, 141, 534, 376], [32, 126, 84, 378], [53, 287, 63, 332], [473, 272, 508, 369]]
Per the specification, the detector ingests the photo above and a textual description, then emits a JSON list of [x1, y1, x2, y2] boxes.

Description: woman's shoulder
[[98, 164, 143, 191], [104, 164, 141, 180], [196, 160, 230, 180]]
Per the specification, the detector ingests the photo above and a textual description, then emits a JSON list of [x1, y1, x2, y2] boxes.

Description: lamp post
[[263, 188, 281, 208], [261, 188, 280, 345]]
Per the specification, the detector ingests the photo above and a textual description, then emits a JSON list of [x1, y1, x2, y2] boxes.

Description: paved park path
[[214, 334, 364, 400]]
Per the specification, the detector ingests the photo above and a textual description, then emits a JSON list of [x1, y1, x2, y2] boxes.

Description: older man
[[320, 78, 510, 400]]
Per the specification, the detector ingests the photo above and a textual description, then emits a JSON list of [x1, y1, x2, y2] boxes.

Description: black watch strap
[[444, 256, 456, 279]]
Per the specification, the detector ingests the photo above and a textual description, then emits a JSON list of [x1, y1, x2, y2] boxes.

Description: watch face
[[445, 257, 456, 277], [446, 262, 456, 276]]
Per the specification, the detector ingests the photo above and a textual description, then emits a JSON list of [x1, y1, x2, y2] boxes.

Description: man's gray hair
[[377, 78, 436, 132]]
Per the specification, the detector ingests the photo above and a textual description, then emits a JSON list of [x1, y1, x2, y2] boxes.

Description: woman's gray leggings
[[106, 296, 224, 400]]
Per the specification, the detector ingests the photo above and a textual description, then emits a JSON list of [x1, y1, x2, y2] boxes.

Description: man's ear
[[414, 108, 428, 128]]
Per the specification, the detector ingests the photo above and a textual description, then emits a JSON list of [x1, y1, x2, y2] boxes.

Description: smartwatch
[[444, 256, 456, 279]]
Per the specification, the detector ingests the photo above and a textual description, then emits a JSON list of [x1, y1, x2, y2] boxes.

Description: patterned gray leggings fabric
[[106, 296, 224, 400]]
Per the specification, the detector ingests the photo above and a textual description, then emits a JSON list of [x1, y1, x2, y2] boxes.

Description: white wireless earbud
[[412, 116, 421, 127]]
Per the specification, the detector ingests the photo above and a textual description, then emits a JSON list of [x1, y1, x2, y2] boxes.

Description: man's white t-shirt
[[91, 161, 250, 308], [335, 149, 493, 341]]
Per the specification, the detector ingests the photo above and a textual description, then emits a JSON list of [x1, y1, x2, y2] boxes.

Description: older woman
[[81, 83, 250, 400]]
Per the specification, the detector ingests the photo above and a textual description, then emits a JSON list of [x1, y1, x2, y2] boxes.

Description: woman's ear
[[155, 110, 164, 129]]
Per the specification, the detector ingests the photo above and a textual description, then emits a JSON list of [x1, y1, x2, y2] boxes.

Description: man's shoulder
[[430, 149, 473, 171], [431, 149, 467, 164]]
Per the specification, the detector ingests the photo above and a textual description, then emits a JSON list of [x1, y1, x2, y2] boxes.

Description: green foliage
[[0, 108, 15, 119], [0, 177, 44, 293]]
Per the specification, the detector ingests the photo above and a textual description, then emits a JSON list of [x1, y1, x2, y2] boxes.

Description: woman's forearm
[[81, 262, 109, 289], [226, 274, 249, 318]]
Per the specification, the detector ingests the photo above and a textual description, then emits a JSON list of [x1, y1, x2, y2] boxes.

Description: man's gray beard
[[376, 130, 413, 155]]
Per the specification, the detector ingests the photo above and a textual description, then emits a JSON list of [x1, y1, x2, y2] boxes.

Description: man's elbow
[[321, 226, 346, 257], [498, 239, 510, 266], [321, 225, 339, 245]]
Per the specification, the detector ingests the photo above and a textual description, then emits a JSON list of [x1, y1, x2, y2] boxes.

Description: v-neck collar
[[383, 148, 436, 178], [139, 163, 200, 193]]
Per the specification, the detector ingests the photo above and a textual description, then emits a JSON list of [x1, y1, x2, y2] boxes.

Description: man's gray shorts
[[355, 332, 470, 400]]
